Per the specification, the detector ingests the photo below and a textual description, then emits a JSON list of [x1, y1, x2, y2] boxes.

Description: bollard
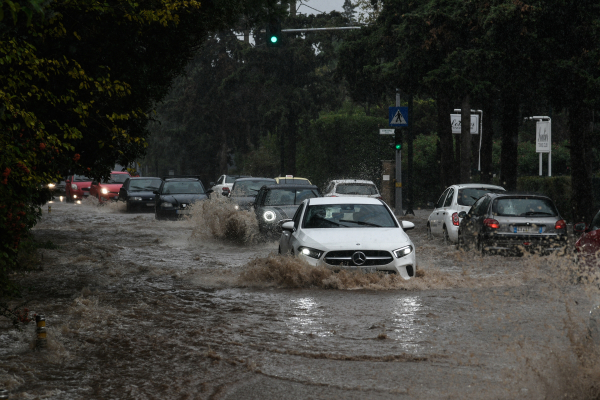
[[48, 205, 51, 213], [36, 315, 47, 348], [0, 388, 8, 399]]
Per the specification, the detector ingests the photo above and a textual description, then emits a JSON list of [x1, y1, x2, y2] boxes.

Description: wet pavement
[[1, 198, 599, 399]]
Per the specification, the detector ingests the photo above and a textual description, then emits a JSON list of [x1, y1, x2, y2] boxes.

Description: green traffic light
[[270, 36, 278, 43], [395, 144, 401, 150]]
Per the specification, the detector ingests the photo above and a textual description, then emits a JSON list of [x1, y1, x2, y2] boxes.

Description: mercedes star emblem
[[352, 251, 367, 266]]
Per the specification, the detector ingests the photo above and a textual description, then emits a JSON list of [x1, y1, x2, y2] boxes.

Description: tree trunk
[[437, 94, 454, 190], [500, 97, 519, 190], [219, 129, 228, 174], [480, 100, 494, 183], [454, 134, 461, 183], [285, 109, 297, 175], [568, 105, 594, 223], [460, 95, 471, 183]]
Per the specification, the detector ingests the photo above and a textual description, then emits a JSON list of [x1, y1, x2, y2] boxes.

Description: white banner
[[536, 120, 551, 153], [450, 114, 480, 134]]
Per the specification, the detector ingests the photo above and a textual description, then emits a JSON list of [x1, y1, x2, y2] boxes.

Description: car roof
[[163, 177, 202, 182], [129, 176, 161, 180], [306, 197, 383, 205], [263, 184, 318, 190], [111, 171, 130, 174], [449, 183, 505, 190], [331, 179, 375, 184], [487, 192, 552, 199], [234, 177, 276, 182]]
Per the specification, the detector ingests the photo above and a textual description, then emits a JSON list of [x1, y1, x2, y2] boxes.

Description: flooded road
[[2, 199, 600, 399]]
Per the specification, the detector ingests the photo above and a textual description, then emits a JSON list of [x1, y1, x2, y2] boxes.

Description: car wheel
[[426, 224, 433, 240], [443, 226, 450, 246]]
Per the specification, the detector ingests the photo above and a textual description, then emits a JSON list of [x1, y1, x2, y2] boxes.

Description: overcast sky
[[296, 0, 346, 15]]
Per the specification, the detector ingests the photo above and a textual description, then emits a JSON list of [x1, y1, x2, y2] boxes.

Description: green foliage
[[517, 176, 572, 221], [401, 133, 440, 207], [296, 112, 390, 189], [491, 140, 571, 178]]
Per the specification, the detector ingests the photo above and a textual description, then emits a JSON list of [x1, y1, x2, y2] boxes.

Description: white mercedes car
[[278, 197, 417, 279]]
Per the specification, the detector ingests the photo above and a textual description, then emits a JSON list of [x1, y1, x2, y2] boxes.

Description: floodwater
[[2, 198, 600, 399]]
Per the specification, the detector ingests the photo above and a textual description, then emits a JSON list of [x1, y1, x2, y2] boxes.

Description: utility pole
[[405, 93, 414, 216], [394, 88, 402, 215]]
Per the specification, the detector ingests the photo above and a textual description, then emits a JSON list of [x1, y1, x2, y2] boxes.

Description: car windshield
[[457, 188, 504, 206], [336, 184, 378, 195], [303, 204, 397, 228], [162, 181, 205, 194], [107, 174, 129, 184], [72, 175, 91, 182], [492, 197, 558, 217], [231, 180, 274, 196], [129, 179, 162, 191], [278, 178, 310, 185], [264, 189, 318, 205]]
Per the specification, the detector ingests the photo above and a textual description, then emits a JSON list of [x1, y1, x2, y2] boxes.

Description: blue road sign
[[389, 107, 408, 127]]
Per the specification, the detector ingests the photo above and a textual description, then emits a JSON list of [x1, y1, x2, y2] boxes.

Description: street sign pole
[[395, 88, 402, 215], [525, 116, 552, 177]]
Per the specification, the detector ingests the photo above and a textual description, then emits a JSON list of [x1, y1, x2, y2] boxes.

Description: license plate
[[514, 226, 540, 233], [176, 210, 191, 215], [361, 267, 376, 274]]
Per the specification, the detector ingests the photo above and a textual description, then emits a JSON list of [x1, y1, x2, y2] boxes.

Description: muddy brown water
[[1, 199, 600, 399]]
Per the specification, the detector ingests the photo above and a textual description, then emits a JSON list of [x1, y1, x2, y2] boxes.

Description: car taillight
[[484, 218, 500, 229], [452, 212, 460, 226], [223, 187, 230, 192], [555, 219, 566, 230]]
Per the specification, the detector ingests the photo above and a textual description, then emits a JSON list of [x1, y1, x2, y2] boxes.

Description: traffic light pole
[[405, 93, 415, 216], [395, 89, 402, 215]]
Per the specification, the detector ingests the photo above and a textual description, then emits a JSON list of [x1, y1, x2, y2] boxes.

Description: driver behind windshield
[[162, 181, 204, 194], [303, 204, 396, 228]]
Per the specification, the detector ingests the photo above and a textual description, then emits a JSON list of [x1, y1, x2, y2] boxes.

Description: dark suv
[[457, 193, 567, 255], [254, 184, 320, 234], [154, 177, 212, 220]]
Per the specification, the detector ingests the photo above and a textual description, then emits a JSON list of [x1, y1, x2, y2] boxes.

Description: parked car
[[210, 175, 249, 196], [574, 209, 600, 265], [278, 197, 417, 279], [427, 183, 505, 244], [254, 184, 320, 234], [322, 179, 382, 199], [65, 175, 92, 202], [155, 177, 212, 220], [274, 176, 312, 185], [227, 177, 276, 210], [457, 193, 567, 255], [118, 177, 163, 212], [89, 171, 131, 202]]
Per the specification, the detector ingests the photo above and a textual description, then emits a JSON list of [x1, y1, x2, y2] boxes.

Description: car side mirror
[[281, 221, 295, 231], [574, 222, 588, 234], [401, 221, 415, 231], [458, 211, 467, 218]]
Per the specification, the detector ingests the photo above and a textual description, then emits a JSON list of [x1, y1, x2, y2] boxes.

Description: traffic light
[[395, 129, 403, 151], [266, 21, 281, 47]]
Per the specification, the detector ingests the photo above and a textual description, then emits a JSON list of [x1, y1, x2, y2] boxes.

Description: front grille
[[82, 187, 90, 192], [324, 250, 393, 266]]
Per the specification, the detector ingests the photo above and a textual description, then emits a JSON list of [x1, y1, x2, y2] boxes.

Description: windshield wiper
[[339, 219, 382, 227], [311, 216, 342, 227], [521, 211, 554, 216]]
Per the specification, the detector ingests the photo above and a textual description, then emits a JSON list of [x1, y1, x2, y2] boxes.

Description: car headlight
[[263, 210, 276, 222], [101, 188, 109, 194], [71, 184, 78, 190], [161, 202, 173, 208], [234, 205, 239, 210], [48, 183, 55, 189], [298, 247, 323, 259], [131, 197, 142, 201], [392, 245, 413, 258]]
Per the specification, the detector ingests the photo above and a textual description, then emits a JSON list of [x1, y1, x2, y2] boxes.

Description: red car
[[65, 174, 93, 202], [89, 171, 131, 202], [574, 210, 600, 264]]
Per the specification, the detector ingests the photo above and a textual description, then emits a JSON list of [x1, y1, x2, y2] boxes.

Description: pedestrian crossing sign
[[389, 107, 408, 127]]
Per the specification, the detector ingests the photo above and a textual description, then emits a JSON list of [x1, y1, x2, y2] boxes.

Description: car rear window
[[225, 176, 241, 183], [336, 184, 378, 195], [278, 178, 310, 185], [457, 188, 504, 206], [492, 197, 558, 217]]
